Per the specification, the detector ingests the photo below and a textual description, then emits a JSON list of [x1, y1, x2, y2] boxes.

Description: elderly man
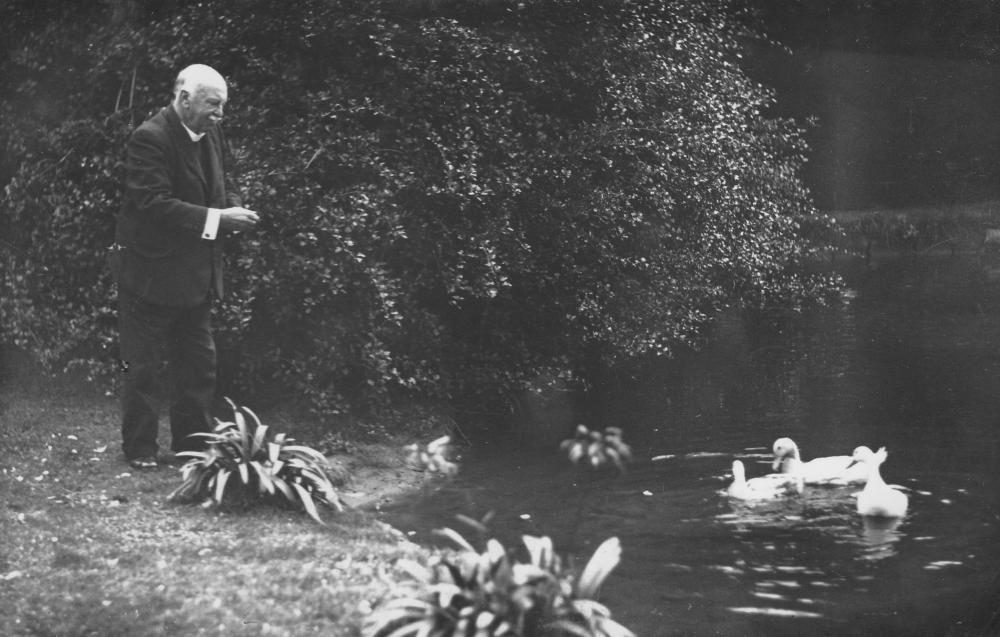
[[112, 64, 259, 469]]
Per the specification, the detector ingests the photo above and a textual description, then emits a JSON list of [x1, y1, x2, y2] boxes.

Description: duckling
[[849, 446, 909, 518], [727, 460, 804, 501], [771, 437, 869, 485]]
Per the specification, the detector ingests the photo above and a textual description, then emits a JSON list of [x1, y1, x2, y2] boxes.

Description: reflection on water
[[381, 257, 1000, 636], [857, 516, 904, 560]]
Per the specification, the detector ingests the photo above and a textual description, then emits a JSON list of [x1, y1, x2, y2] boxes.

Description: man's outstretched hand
[[219, 207, 260, 230]]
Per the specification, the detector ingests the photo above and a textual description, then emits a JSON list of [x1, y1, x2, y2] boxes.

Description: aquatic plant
[[560, 425, 633, 473], [168, 398, 343, 523], [364, 525, 634, 637]]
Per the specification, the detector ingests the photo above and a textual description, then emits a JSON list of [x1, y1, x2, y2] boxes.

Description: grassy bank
[[823, 199, 1000, 260], [0, 376, 442, 636]]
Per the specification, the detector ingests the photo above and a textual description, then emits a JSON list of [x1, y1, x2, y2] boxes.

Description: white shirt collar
[[181, 121, 205, 142]]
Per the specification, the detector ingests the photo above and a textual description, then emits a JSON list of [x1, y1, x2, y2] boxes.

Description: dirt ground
[[326, 442, 437, 511]]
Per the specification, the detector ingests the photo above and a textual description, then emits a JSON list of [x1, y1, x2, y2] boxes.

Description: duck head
[[731, 459, 747, 483], [847, 445, 883, 468], [771, 437, 801, 471]]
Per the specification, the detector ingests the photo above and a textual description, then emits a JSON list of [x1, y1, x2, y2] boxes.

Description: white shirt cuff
[[202, 208, 222, 240]]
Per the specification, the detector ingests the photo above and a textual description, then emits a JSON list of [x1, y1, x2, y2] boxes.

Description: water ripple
[[728, 607, 824, 619]]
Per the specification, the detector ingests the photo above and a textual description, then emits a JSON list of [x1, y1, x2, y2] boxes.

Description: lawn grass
[[0, 375, 442, 636]]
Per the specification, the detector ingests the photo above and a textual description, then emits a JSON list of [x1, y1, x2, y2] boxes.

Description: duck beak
[[846, 459, 858, 468], [772, 457, 782, 471]]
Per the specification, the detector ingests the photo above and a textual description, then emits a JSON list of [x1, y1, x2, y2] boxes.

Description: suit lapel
[[200, 134, 224, 205], [163, 106, 208, 193]]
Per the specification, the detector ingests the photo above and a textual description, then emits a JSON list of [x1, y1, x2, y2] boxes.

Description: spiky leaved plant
[[405, 435, 459, 476], [363, 526, 634, 637], [560, 425, 633, 473], [167, 398, 343, 523]]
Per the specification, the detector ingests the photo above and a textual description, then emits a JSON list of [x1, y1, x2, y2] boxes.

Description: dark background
[[5, 0, 998, 213], [743, 0, 1000, 211]]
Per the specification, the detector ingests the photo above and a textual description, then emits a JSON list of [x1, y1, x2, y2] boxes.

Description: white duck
[[771, 437, 869, 485], [850, 446, 909, 518], [727, 460, 804, 501]]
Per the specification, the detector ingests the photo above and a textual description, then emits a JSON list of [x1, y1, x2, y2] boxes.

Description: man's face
[[179, 83, 227, 134]]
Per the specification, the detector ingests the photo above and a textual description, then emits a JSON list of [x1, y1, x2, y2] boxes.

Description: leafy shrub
[[0, 115, 127, 383], [1, 0, 841, 426], [364, 526, 633, 637], [560, 425, 633, 473], [168, 398, 343, 523]]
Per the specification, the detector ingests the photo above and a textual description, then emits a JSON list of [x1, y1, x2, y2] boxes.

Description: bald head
[[174, 64, 227, 99], [172, 64, 228, 134]]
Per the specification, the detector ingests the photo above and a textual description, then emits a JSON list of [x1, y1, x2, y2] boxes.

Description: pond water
[[380, 255, 1000, 636]]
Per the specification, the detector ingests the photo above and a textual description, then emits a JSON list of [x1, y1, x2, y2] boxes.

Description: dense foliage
[[736, 0, 1000, 210], [0, 0, 839, 424]]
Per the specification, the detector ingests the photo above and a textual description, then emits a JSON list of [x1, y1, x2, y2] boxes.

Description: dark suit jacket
[[115, 105, 242, 306]]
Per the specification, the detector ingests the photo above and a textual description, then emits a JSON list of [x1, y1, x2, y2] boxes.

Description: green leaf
[[577, 537, 621, 599], [167, 481, 192, 502], [252, 423, 269, 456], [593, 616, 636, 637], [241, 404, 263, 429], [291, 481, 324, 524], [298, 467, 332, 488], [235, 410, 250, 455], [381, 617, 435, 637], [378, 596, 437, 613], [432, 527, 476, 552], [250, 460, 275, 494], [426, 435, 450, 453], [282, 444, 327, 462], [454, 513, 489, 535], [394, 558, 432, 582], [363, 609, 425, 637], [548, 619, 598, 637], [522, 535, 554, 569], [272, 475, 294, 500], [190, 470, 212, 499], [212, 468, 232, 504]]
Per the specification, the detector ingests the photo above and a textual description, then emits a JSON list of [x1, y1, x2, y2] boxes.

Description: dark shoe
[[128, 456, 158, 470]]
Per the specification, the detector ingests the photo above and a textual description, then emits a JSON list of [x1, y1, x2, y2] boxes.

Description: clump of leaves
[[364, 524, 634, 637], [168, 398, 343, 523], [560, 426, 633, 473], [405, 435, 459, 477]]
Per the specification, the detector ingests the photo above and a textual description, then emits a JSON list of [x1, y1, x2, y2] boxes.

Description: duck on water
[[771, 437, 870, 486], [727, 459, 804, 501]]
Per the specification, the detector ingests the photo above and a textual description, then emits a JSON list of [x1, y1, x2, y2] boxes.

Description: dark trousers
[[118, 289, 216, 459]]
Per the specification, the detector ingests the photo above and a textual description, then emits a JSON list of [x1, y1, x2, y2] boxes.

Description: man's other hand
[[219, 207, 260, 230]]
